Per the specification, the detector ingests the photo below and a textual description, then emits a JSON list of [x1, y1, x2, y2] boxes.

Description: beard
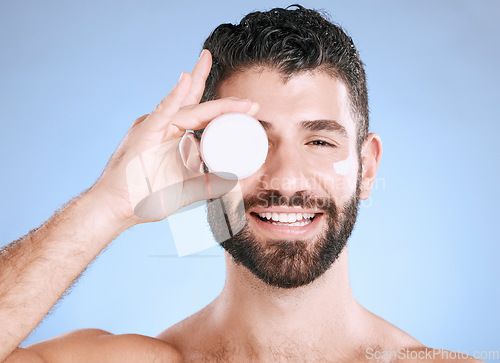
[[207, 176, 361, 289]]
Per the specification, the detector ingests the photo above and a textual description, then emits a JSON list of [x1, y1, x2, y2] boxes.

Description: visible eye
[[308, 140, 336, 148]]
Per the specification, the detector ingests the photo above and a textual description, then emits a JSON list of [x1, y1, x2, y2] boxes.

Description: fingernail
[[246, 102, 260, 116], [199, 49, 207, 60], [178, 72, 185, 82]]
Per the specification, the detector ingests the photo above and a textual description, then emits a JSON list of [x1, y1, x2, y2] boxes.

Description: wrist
[[79, 186, 138, 237]]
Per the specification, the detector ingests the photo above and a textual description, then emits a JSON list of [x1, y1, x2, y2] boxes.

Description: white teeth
[[257, 212, 316, 224], [279, 213, 288, 222], [270, 219, 312, 226]]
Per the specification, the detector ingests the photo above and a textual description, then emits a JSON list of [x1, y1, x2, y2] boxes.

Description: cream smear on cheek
[[330, 147, 359, 197], [332, 152, 355, 176]]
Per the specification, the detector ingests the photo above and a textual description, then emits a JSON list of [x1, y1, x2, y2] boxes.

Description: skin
[[155, 69, 417, 361], [2, 51, 480, 362]]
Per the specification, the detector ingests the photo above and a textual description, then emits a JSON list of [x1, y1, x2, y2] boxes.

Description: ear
[[179, 132, 204, 174], [359, 133, 383, 200]]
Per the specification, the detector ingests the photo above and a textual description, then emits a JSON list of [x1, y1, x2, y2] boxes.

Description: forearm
[[0, 187, 132, 360]]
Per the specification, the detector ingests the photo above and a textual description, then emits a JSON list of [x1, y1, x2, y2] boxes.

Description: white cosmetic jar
[[200, 113, 268, 180]]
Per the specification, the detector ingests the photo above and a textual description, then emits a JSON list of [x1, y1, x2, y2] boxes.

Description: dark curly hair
[[197, 5, 369, 149]]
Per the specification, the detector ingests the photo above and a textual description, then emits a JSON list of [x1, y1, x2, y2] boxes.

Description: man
[[0, 5, 478, 362]]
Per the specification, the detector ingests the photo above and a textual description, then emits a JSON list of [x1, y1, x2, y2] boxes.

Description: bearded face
[[206, 69, 367, 289], [207, 171, 361, 289]]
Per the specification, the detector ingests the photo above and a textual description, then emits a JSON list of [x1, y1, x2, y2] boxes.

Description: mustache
[[243, 190, 337, 213]]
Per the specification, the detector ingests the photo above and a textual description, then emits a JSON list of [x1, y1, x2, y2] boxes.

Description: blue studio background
[[1, 0, 498, 360]]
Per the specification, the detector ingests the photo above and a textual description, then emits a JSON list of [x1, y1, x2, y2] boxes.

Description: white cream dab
[[332, 153, 355, 176]]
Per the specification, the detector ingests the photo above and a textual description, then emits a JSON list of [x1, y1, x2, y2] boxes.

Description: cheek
[[331, 146, 360, 195], [314, 154, 359, 201], [332, 153, 356, 176], [236, 148, 359, 198], [312, 170, 358, 202], [237, 178, 255, 197]]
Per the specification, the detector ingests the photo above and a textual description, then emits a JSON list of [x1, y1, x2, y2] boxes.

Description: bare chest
[[174, 336, 367, 362]]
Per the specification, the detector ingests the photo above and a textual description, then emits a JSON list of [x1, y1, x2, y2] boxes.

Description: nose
[[257, 142, 311, 195]]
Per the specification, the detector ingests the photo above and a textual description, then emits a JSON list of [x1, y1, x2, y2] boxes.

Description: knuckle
[[179, 104, 196, 113]]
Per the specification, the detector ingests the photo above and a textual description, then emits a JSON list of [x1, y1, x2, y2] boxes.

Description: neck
[[209, 248, 369, 358]]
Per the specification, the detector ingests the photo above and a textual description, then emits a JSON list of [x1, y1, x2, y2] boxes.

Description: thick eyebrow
[[299, 120, 348, 137], [258, 119, 348, 137]]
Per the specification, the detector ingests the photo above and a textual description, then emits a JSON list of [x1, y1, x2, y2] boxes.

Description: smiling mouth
[[251, 212, 319, 227]]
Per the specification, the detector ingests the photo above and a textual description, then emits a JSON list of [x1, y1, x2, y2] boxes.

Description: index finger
[[181, 49, 212, 107]]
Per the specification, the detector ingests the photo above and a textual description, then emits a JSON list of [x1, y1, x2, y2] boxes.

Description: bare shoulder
[[361, 311, 483, 362], [10, 328, 182, 363]]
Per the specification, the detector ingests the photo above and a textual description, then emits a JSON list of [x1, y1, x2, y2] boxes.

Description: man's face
[[207, 68, 362, 288]]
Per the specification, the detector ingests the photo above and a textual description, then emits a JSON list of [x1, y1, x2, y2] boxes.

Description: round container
[[200, 113, 268, 180]]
